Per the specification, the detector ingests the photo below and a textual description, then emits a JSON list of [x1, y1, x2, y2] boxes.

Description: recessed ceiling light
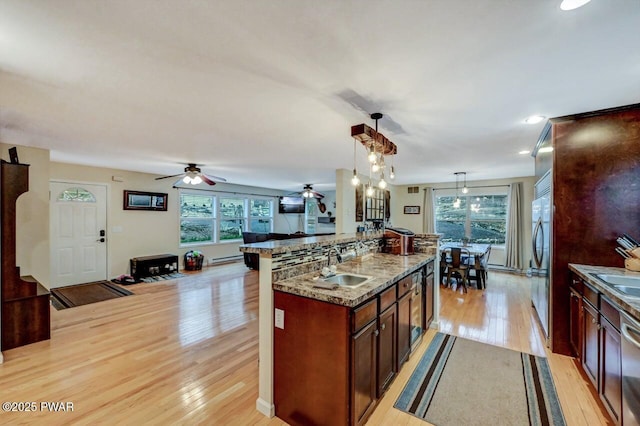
[[538, 147, 554, 153], [519, 150, 531, 155], [560, 0, 592, 11], [525, 115, 545, 124]]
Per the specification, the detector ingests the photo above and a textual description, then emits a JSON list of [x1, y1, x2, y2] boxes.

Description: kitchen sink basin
[[595, 274, 640, 288], [323, 273, 372, 288], [611, 285, 640, 298]]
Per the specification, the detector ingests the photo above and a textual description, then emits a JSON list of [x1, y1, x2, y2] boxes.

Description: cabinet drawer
[[398, 275, 413, 297], [379, 284, 397, 312], [352, 298, 377, 334], [583, 283, 599, 308], [570, 276, 584, 294], [600, 296, 620, 330]]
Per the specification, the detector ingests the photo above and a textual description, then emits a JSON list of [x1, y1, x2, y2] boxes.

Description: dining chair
[[439, 250, 449, 286], [468, 245, 491, 289], [446, 247, 470, 292]]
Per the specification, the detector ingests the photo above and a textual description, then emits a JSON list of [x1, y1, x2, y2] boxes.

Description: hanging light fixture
[[462, 172, 468, 194], [350, 112, 397, 193], [453, 172, 464, 208], [351, 138, 360, 186]]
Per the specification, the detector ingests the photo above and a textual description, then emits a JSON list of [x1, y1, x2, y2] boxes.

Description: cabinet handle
[[381, 323, 386, 331], [374, 329, 379, 337], [592, 318, 597, 324]]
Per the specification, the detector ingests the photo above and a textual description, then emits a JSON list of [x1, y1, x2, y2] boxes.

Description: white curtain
[[423, 187, 435, 233], [504, 182, 523, 270]]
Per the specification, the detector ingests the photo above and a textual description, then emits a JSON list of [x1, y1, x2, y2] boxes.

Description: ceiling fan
[[293, 184, 325, 199], [155, 163, 227, 186]]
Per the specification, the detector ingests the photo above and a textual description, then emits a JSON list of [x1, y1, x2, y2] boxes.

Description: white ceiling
[[1, 0, 639, 193]]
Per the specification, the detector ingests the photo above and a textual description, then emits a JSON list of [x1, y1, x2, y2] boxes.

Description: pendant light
[[351, 138, 360, 186], [462, 172, 468, 194], [453, 172, 463, 208]]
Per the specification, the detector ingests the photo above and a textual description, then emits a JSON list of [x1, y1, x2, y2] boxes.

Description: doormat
[[394, 332, 566, 426], [51, 281, 133, 310]]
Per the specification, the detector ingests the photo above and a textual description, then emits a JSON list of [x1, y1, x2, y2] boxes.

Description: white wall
[[393, 176, 537, 268]]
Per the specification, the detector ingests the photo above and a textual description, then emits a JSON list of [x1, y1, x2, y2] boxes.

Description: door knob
[[97, 238, 105, 243]]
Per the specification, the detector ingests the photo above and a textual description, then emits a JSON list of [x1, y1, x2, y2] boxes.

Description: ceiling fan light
[[182, 176, 192, 184], [191, 175, 202, 185]]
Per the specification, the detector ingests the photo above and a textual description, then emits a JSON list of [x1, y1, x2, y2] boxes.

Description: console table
[[130, 254, 179, 281]]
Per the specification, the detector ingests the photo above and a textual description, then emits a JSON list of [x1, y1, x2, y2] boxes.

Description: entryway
[[49, 182, 108, 288]]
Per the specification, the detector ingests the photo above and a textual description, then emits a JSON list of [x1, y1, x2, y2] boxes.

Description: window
[[57, 187, 96, 202], [219, 198, 245, 241], [180, 193, 215, 244], [250, 199, 273, 233], [179, 192, 274, 245], [435, 194, 507, 244]]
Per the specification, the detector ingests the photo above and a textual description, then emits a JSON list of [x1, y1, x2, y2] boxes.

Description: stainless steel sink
[[595, 274, 640, 288], [323, 273, 371, 288], [612, 285, 640, 298]]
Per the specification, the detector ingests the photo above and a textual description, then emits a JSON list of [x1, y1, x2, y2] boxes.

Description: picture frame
[[123, 190, 168, 211], [403, 205, 420, 214]]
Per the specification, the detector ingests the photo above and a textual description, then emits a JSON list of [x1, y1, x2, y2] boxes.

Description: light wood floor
[[0, 264, 610, 425]]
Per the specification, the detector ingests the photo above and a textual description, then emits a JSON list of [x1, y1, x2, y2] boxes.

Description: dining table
[[440, 242, 491, 257], [439, 242, 492, 289]]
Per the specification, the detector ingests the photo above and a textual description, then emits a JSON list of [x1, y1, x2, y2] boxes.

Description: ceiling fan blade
[[200, 174, 217, 186], [312, 191, 325, 199], [203, 173, 227, 182], [155, 173, 184, 180]]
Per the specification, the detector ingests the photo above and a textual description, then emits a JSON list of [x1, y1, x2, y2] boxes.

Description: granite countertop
[[273, 252, 435, 308], [569, 263, 640, 320], [239, 232, 383, 255]]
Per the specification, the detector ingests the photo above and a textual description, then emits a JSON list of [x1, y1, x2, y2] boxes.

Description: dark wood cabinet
[[352, 319, 378, 425], [582, 300, 600, 388], [274, 262, 434, 426], [600, 316, 622, 424], [569, 286, 583, 358], [1, 161, 50, 350], [377, 304, 397, 397], [397, 290, 411, 367], [571, 274, 623, 424], [424, 268, 434, 327]]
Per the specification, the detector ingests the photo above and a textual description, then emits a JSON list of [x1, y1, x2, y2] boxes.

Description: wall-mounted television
[[278, 196, 305, 214]]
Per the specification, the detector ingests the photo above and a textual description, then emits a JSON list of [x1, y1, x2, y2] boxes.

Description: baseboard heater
[[208, 255, 244, 266]]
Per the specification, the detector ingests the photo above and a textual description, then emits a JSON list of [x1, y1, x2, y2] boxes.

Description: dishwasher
[[621, 311, 640, 425]]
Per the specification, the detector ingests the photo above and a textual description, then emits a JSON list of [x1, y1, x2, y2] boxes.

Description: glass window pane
[[251, 199, 272, 217], [181, 219, 213, 244], [469, 195, 507, 220], [57, 187, 96, 202], [181, 194, 214, 217], [251, 218, 271, 233], [436, 196, 467, 221], [436, 220, 466, 242], [470, 221, 506, 244], [220, 219, 244, 240], [220, 198, 244, 218]]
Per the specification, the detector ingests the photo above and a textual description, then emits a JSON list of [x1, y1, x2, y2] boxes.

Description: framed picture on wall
[[403, 205, 420, 214], [123, 190, 168, 211]]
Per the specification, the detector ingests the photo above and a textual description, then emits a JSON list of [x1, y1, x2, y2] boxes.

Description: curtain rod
[[430, 184, 510, 191], [173, 186, 280, 198]]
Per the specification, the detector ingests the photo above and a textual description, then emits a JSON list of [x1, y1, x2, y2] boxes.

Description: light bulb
[[368, 149, 376, 163], [389, 166, 395, 180], [453, 198, 461, 208], [371, 162, 380, 173], [191, 175, 202, 185], [378, 178, 387, 189], [366, 185, 375, 197], [183, 176, 191, 184], [351, 171, 360, 186], [462, 186, 469, 194]]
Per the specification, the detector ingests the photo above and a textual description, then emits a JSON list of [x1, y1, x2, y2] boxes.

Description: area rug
[[51, 281, 133, 310], [394, 333, 566, 426]]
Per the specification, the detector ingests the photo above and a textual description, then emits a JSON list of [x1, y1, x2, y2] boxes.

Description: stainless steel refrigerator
[[531, 171, 551, 341]]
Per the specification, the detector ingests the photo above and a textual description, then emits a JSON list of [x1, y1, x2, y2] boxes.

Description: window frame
[[435, 190, 508, 245], [179, 191, 217, 246]]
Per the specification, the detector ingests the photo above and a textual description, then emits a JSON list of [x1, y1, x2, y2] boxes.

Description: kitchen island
[[239, 232, 439, 424]]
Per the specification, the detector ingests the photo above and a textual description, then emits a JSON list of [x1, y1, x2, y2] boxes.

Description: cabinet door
[[424, 272, 434, 328], [351, 319, 377, 426], [569, 287, 583, 358], [582, 300, 599, 388], [397, 291, 412, 367], [377, 304, 397, 397], [600, 316, 622, 424]]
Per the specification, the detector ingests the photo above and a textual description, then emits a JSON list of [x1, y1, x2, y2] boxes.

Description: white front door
[[50, 182, 108, 288]]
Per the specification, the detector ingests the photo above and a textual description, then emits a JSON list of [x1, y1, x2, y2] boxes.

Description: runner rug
[[51, 281, 133, 310], [394, 332, 566, 426]]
